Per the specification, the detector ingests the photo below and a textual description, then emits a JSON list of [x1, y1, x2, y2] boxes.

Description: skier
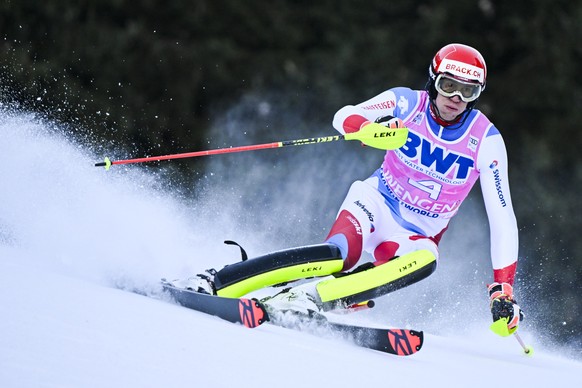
[[172, 43, 523, 335]]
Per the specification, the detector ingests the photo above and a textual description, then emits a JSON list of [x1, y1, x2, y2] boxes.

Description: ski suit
[[209, 87, 518, 307], [327, 87, 519, 285]]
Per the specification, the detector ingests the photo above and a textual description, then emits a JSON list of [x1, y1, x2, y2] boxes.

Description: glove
[[375, 115, 405, 128], [488, 282, 524, 336]]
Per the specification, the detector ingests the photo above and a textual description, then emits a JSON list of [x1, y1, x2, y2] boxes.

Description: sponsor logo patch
[[489, 160, 507, 207]]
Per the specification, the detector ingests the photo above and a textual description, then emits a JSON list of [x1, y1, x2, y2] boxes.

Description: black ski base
[[158, 281, 423, 356], [326, 321, 423, 356], [161, 280, 267, 328], [265, 309, 424, 356]]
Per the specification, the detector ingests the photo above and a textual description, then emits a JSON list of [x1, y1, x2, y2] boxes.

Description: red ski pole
[[95, 124, 408, 170]]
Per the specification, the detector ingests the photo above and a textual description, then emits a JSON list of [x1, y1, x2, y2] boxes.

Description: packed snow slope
[[0, 111, 580, 387]]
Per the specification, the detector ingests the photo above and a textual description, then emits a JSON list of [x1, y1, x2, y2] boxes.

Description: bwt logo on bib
[[400, 132, 475, 179]]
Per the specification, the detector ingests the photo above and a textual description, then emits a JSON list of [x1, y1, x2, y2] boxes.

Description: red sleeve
[[493, 262, 517, 285]]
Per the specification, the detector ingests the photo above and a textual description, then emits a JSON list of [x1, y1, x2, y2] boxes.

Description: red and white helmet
[[426, 44, 487, 123], [429, 43, 487, 89]]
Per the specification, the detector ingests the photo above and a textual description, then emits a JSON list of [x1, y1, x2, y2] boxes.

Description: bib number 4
[[408, 179, 442, 200]]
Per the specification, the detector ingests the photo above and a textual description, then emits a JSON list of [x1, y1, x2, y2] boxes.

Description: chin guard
[[490, 317, 518, 337]]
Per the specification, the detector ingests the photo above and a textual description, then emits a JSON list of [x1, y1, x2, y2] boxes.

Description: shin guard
[[316, 249, 437, 311], [214, 244, 344, 298]]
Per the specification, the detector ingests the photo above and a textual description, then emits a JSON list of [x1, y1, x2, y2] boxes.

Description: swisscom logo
[[489, 160, 506, 207]]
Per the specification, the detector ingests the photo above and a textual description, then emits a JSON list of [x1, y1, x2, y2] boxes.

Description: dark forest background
[[1, 1, 580, 348]]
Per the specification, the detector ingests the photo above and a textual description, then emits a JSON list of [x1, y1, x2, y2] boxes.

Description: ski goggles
[[435, 73, 482, 102]]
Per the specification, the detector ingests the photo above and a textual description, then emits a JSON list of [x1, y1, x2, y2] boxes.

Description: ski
[[158, 282, 423, 356], [160, 280, 268, 328], [328, 322, 423, 356], [265, 309, 424, 356]]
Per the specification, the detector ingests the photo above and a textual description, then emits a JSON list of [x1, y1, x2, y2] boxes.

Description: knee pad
[[315, 249, 437, 311], [214, 243, 344, 298]]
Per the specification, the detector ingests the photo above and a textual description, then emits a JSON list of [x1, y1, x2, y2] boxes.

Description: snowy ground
[[1, 255, 580, 388], [0, 112, 580, 387]]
